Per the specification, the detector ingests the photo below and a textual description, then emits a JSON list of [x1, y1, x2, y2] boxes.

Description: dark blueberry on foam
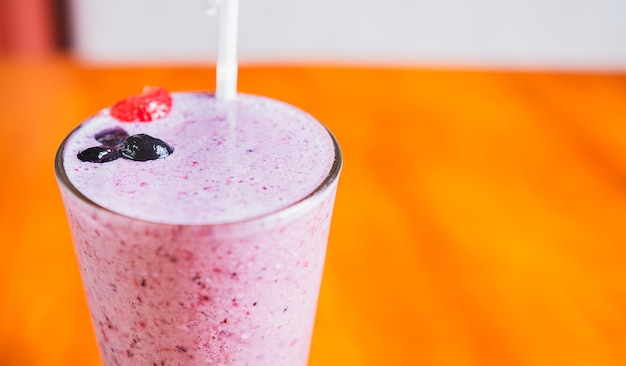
[[95, 127, 129, 147], [77, 146, 119, 163], [120, 134, 173, 161]]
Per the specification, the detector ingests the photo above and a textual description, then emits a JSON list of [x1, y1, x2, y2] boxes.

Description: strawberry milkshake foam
[[55, 91, 341, 365]]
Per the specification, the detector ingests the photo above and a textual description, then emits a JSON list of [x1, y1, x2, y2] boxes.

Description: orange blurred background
[[2, 2, 626, 366]]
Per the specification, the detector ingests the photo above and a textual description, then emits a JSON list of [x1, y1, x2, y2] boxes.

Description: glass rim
[[54, 95, 342, 229]]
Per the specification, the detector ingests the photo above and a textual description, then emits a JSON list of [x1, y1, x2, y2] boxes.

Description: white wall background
[[70, 0, 626, 70]]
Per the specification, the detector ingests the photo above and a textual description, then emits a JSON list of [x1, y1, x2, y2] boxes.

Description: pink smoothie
[[55, 92, 341, 365]]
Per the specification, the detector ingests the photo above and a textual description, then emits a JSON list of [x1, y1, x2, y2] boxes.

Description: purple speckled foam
[[62, 92, 335, 224]]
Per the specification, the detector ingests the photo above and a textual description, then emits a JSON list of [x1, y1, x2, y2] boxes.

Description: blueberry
[[77, 146, 119, 163], [120, 134, 173, 161], [95, 127, 129, 147]]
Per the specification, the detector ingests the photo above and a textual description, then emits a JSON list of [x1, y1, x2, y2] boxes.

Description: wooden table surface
[[1, 56, 625, 365]]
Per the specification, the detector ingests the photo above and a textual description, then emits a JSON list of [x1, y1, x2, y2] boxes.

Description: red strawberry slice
[[110, 87, 173, 122]]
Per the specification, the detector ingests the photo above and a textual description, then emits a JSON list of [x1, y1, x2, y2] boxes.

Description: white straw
[[216, 0, 239, 102]]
